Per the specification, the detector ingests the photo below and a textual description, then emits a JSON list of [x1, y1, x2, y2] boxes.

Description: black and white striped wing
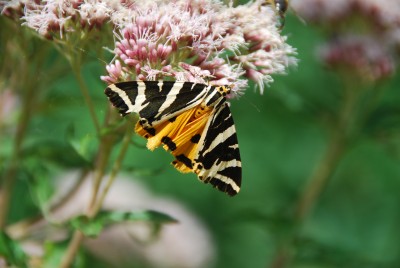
[[105, 81, 208, 126], [194, 102, 242, 196]]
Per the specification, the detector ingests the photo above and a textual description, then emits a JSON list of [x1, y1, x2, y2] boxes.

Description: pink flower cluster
[[1, 0, 297, 95], [1, 0, 118, 39], [1, 0, 32, 20], [101, 0, 297, 95], [292, 0, 400, 29], [292, 0, 400, 81], [320, 36, 395, 81]]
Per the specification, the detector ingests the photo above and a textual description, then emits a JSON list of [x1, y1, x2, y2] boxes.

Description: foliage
[[0, 231, 27, 268], [69, 210, 177, 238]]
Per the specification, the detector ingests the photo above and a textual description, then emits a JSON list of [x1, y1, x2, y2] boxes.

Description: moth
[[105, 81, 241, 196]]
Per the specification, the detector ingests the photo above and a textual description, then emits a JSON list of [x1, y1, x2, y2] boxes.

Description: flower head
[[292, 0, 400, 81], [320, 35, 395, 81], [1, 0, 31, 20], [2, 0, 120, 40], [2, 0, 297, 95], [291, 0, 400, 30], [102, 0, 297, 96]]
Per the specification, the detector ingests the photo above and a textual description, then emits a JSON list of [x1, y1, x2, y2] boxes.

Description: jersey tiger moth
[[105, 81, 241, 196]]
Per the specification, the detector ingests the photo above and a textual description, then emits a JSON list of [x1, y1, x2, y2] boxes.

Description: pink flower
[[78, 0, 114, 28], [100, 60, 127, 84], [5, 0, 123, 39], [292, 0, 400, 80], [3, 0, 296, 93], [0, 0, 32, 20], [320, 35, 395, 81], [103, 0, 297, 96], [291, 0, 400, 29], [3, 0, 296, 94], [18, 0, 74, 38]]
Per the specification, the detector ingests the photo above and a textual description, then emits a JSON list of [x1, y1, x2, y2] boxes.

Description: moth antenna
[[242, 95, 261, 113]]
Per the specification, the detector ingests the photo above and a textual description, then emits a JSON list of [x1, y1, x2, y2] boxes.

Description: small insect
[[105, 81, 242, 196], [263, 0, 289, 29]]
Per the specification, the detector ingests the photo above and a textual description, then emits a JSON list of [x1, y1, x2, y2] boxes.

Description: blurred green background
[[2, 11, 400, 268]]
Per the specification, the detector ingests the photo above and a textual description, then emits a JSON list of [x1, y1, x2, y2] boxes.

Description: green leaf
[[99, 210, 177, 223], [66, 124, 96, 163], [69, 210, 177, 238], [69, 215, 103, 238], [0, 231, 28, 268], [20, 157, 56, 216], [42, 242, 67, 268], [29, 164, 52, 214], [42, 241, 85, 268], [22, 139, 91, 168]]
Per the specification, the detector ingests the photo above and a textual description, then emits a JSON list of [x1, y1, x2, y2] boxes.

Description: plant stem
[[87, 132, 115, 213], [58, 142, 113, 268], [0, 82, 36, 228], [58, 107, 120, 268], [270, 80, 362, 268], [6, 169, 89, 240], [295, 81, 359, 220], [59, 231, 85, 268], [71, 62, 101, 135], [294, 128, 346, 221], [90, 122, 133, 217]]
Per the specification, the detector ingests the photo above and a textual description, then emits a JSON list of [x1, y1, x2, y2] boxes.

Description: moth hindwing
[[105, 80, 242, 196]]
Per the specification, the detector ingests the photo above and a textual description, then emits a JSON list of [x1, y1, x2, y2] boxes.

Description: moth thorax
[[215, 85, 232, 98], [204, 85, 231, 107], [194, 103, 212, 119]]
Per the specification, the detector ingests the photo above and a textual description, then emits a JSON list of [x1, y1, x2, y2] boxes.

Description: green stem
[[86, 133, 115, 214], [269, 80, 363, 268], [90, 121, 133, 217], [58, 107, 120, 268], [6, 169, 90, 240], [0, 81, 37, 228], [70, 62, 101, 135], [294, 127, 346, 221], [294, 85, 358, 220], [295, 79, 360, 219], [58, 142, 112, 268], [59, 231, 85, 268]]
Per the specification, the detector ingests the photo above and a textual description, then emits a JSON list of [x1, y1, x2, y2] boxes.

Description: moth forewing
[[150, 82, 209, 125], [106, 81, 208, 125]]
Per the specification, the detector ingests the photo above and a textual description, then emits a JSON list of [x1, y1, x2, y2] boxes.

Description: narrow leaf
[[69, 210, 177, 237], [0, 231, 28, 268]]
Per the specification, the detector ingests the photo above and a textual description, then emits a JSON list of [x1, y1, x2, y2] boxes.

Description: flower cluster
[[291, 0, 400, 81], [101, 0, 297, 95], [1, 0, 117, 39], [2, 0, 297, 96], [319, 35, 395, 81], [1, 0, 31, 20], [291, 0, 400, 30]]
